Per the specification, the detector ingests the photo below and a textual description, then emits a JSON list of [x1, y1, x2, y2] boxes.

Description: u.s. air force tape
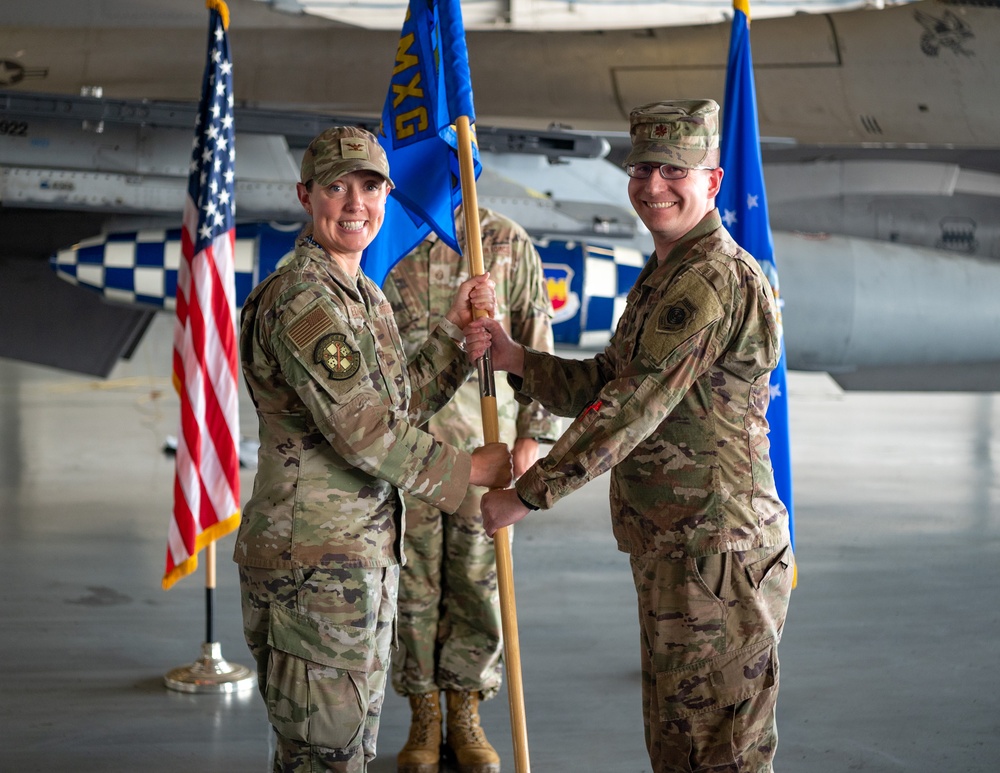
[[314, 333, 361, 380]]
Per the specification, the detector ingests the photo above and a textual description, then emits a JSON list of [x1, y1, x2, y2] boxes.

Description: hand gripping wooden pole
[[455, 115, 531, 773]]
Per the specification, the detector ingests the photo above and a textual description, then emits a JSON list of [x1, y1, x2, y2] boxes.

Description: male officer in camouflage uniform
[[383, 208, 559, 773], [467, 101, 794, 772], [235, 126, 512, 773]]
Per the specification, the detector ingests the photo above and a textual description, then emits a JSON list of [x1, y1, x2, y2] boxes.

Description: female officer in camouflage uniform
[[234, 126, 512, 773], [467, 102, 793, 773]]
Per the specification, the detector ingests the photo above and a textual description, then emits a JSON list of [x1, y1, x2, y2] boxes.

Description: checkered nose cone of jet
[[50, 224, 290, 309], [50, 224, 647, 347]]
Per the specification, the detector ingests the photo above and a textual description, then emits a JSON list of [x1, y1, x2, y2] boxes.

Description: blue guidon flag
[[718, 0, 796, 570], [362, 0, 480, 286]]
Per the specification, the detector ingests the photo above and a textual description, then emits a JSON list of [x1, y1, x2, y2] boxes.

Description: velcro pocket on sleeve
[[655, 638, 777, 721], [639, 269, 724, 365], [268, 603, 378, 673], [280, 299, 367, 397]]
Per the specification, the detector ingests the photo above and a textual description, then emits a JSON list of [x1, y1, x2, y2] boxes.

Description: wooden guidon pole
[[455, 115, 531, 773]]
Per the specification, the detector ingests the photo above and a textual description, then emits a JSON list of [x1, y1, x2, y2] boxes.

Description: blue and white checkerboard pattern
[[538, 239, 646, 347], [579, 241, 645, 345], [49, 225, 646, 349], [51, 224, 288, 310]]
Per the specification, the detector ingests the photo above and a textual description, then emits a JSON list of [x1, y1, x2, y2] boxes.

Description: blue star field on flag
[[718, 0, 795, 551], [188, 15, 236, 252]]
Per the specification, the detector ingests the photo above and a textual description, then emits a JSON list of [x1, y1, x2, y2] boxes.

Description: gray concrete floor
[[2, 313, 999, 772]]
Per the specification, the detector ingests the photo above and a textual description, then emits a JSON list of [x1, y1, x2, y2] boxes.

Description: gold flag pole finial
[[206, 0, 230, 29]]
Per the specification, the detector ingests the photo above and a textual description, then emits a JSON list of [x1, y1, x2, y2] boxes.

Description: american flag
[[163, 1, 240, 590]]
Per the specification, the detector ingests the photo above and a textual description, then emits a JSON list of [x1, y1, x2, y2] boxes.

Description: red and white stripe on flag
[[163, 219, 240, 589], [163, 1, 240, 590]]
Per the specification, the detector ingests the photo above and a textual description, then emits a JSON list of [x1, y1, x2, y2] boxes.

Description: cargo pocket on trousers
[[266, 603, 378, 752], [656, 638, 777, 721], [655, 638, 779, 767]]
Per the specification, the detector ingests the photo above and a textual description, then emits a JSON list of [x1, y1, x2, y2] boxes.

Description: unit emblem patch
[[658, 299, 697, 333], [315, 334, 361, 380]]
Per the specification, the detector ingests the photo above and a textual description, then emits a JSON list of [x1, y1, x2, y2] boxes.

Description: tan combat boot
[[398, 692, 443, 773], [444, 690, 501, 773]]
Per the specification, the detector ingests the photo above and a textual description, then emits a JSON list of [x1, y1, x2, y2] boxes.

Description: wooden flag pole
[[455, 115, 530, 773]]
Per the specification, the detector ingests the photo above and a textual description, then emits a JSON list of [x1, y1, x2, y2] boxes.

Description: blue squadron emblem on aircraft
[[914, 10, 974, 57], [542, 263, 580, 326]]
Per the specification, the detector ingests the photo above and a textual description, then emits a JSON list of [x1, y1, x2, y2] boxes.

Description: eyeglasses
[[625, 163, 716, 180]]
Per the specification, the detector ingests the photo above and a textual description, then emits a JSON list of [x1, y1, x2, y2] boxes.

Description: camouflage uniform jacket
[[234, 230, 474, 570], [513, 210, 789, 559], [384, 208, 560, 452]]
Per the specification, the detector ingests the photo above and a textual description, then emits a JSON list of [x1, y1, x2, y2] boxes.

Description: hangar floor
[[2, 313, 999, 772]]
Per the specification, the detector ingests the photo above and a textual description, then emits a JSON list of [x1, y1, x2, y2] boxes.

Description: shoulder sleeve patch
[[640, 269, 725, 364], [279, 298, 367, 396]]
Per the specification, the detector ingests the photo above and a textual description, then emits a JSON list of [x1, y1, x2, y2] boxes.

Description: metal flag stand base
[[164, 640, 256, 694]]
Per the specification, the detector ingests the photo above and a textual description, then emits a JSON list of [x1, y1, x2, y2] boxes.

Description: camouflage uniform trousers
[[239, 564, 399, 772], [630, 543, 793, 772], [391, 484, 504, 700]]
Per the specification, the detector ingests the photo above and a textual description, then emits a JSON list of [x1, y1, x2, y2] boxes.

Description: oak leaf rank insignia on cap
[[624, 99, 721, 170]]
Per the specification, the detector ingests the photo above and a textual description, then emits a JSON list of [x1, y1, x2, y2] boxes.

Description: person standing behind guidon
[[384, 207, 559, 773], [466, 101, 794, 773], [234, 126, 512, 773]]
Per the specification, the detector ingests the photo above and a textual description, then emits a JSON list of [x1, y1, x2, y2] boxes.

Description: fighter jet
[[2, 0, 999, 389]]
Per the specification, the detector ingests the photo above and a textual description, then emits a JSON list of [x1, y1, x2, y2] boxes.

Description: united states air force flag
[[363, 0, 480, 286], [164, 0, 240, 589], [718, 0, 796, 557]]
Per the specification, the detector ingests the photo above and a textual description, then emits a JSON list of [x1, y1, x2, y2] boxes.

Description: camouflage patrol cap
[[624, 100, 721, 170], [300, 126, 395, 188]]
